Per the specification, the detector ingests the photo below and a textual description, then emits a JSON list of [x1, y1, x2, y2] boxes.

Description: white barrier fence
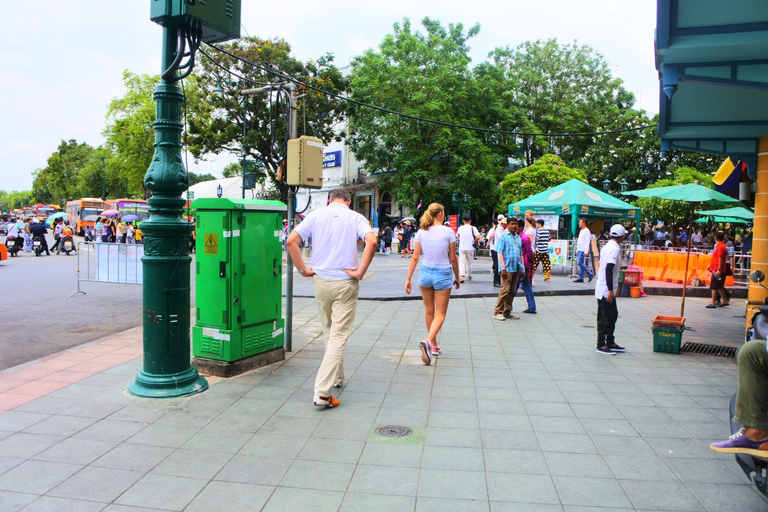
[[71, 242, 144, 297]]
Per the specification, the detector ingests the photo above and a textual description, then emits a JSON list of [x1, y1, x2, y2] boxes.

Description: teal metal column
[[128, 25, 208, 398]]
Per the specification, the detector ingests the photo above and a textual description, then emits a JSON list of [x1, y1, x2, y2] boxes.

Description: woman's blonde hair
[[419, 203, 445, 230]]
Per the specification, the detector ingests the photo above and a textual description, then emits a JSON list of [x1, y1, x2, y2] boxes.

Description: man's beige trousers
[[312, 275, 360, 397]]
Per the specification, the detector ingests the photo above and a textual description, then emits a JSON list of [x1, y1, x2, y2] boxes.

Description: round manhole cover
[[375, 425, 413, 438]]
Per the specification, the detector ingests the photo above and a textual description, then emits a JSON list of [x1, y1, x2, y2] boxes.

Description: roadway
[[0, 234, 153, 370]]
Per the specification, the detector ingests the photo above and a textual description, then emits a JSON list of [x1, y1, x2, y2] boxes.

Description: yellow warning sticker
[[204, 233, 218, 254]]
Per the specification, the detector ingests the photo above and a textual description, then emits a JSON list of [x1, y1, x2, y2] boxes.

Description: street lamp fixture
[[620, 179, 629, 192], [602, 179, 611, 192], [451, 192, 469, 218], [216, 184, 222, 198]]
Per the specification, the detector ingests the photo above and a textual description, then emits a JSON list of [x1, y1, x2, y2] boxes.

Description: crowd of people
[[87, 216, 142, 244], [641, 223, 752, 253], [3, 214, 144, 257], [4, 217, 75, 256]]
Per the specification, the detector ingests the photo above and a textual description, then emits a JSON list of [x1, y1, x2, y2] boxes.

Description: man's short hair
[[536, 219, 544, 226], [330, 189, 351, 202], [462, 214, 471, 222], [716, 231, 725, 242]]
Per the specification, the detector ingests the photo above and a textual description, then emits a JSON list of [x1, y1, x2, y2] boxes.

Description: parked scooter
[[5, 236, 22, 257], [729, 270, 768, 498], [32, 236, 43, 257], [60, 235, 75, 255]]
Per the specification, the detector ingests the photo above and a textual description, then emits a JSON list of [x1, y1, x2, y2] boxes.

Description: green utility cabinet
[[191, 198, 286, 377]]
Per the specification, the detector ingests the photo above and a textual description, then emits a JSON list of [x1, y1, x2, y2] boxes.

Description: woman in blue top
[[405, 203, 460, 365]]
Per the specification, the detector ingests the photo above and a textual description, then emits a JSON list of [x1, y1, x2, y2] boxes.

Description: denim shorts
[[418, 265, 453, 290]]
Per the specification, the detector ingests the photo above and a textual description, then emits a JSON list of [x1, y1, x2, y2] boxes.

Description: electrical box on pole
[[150, 0, 241, 43], [286, 136, 324, 189]]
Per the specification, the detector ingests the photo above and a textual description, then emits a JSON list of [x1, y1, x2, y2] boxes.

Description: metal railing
[[71, 242, 144, 297]]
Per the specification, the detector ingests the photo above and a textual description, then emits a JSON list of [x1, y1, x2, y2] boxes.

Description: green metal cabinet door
[[238, 212, 282, 327], [195, 210, 231, 330]]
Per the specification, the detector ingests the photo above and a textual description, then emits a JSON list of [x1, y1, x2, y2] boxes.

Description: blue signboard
[[323, 150, 342, 168]]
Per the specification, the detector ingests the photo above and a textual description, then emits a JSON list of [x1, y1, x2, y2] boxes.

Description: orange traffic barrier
[[652, 252, 668, 281], [698, 254, 712, 285], [663, 253, 681, 282], [670, 253, 698, 284], [633, 251, 649, 270], [644, 252, 659, 280], [682, 253, 699, 285]]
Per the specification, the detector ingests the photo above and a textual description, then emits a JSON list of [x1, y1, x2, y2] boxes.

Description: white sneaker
[[494, 314, 506, 321]]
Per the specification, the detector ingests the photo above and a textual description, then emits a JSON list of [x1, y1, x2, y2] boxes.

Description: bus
[[23, 204, 57, 220], [105, 199, 150, 222], [66, 198, 106, 236]]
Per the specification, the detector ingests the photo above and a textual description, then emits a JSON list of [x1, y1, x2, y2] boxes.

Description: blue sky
[[0, 0, 658, 192]]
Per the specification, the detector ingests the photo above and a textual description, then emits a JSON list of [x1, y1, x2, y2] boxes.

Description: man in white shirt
[[456, 215, 480, 283], [288, 189, 377, 408], [595, 224, 627, 355], [575, 218, 594, 283], [692, 229, 703, 246]]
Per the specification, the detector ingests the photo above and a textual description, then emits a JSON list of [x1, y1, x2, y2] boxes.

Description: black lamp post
[[603, 179, 630, 196], [216, 184, 223, 198], [451, 192, 469, 218]]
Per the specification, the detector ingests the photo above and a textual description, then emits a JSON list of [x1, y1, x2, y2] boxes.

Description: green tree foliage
[[103, 72, 158, 198], [188, 172, 216, 186], [633, 166, 715, 223], [498, 154, 587, 209], [347, 18, 502, 216], [0, 190, 33, 212], [188, 37, 348, 200], [575, 113, 720, 191], [222, 162, 240, 179], [221, 161, 263, 180], [104, 71, 212, 198], [31, 140, 96, 206], [485, 39, 635, 167]]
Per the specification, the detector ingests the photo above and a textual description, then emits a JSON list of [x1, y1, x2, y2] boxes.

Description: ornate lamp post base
[[128, 366, 208, 398]]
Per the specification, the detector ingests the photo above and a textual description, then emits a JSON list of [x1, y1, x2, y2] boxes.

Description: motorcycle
[[60, 235, 75, 255], [32, 236, 43, 257], [5, 236, 22, 257]]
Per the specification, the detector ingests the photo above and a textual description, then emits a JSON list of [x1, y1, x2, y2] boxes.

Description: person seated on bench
[[711, 340, 768, 458]]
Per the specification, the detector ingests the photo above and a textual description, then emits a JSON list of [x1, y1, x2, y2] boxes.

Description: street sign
[[449, 215, 458, 233]]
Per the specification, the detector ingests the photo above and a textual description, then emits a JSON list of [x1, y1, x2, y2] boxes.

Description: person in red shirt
[[707, 231, 729, 308]]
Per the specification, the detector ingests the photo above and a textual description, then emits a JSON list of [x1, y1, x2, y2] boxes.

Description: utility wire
[[198, 46, 272, 88], [205, 42, 655, 139]]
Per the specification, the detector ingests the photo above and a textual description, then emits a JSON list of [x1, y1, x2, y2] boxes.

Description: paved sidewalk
[[0, 293, 765, 511]]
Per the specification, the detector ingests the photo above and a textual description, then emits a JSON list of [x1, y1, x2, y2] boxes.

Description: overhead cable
[[205, 42, 655, 139]]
